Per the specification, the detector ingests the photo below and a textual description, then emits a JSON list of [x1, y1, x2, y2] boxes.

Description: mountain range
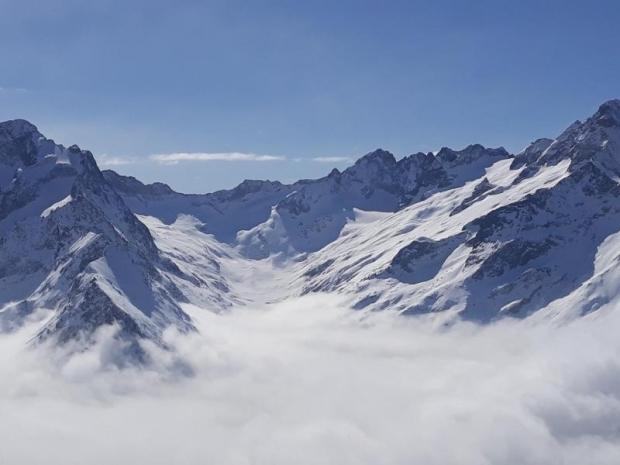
[[1, 99, 620, 360]]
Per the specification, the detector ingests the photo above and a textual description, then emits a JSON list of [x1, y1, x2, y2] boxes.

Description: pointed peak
[[510, 138, 554, 169], [398, 151, 438, 169], [595, 99, 620, 127], [436, 144, 509, 165], [494, 146, 510, 157], [598, 98, 620, 112], [436, 144, 482, 158], [435, 146, 455, 159], [355, 149, 396, 165], [328, 167, 341, 177], [0, 119, 40, 138], [462, 143, 509, 157], [0, 119, 48, 169], [516, 138, 554, 158], [524, 138, 554, 150]]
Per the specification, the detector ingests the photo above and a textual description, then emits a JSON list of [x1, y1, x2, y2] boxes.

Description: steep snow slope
[[294, 158, 569, 318], [2, 100, 620, 358], [97, 99, 620, 326], [103, 170, 295, 243], [237, 145, 510, 257], [107, 144, 509, 259], [0, 121, 231, 359], [140, 214, 294, 307], [296, 100, 620, 322]]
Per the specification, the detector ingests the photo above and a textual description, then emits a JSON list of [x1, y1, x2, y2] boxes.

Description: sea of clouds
[[1, 294, 620, 465]]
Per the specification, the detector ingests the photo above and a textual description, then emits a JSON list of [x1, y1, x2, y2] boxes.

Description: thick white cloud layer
[[1, 294, 620, 465]]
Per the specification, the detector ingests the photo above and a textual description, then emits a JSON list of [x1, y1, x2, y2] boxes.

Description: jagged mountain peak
[[0, 124, 211, 360], [353, 148, 396, 166], [224, 178, 284, 195], [520, 138, 555, 153], [595, 98, 620, 127], [0, 118, 40, 137], [510, 138, 554, 169], [435, 145, 464, 162], [0, 119, 49, 173], [514, 100, 620, 180], [104, 169, 286, 200], [4, 98, 620, 361], [436, 144, 509, 165], [328, 167, 341, 177], [401, 151, 435, 163], [103, 170, 174, 196], [0, 120, 104, 191]]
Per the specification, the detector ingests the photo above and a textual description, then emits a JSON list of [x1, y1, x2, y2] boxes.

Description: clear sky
[[1, 0, 619, 193]]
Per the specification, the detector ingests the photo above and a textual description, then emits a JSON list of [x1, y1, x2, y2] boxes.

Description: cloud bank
[[1, 295, 620, 465], [151, 152, 287, 165]]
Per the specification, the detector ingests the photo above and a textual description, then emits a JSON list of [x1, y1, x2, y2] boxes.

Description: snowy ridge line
[[0, 99, 619, 359]]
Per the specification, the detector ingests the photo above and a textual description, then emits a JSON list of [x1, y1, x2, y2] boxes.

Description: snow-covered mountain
[[2, 99, 620, 358], [296, 100, 620, 321], [107, 144, 509, 258], [240, 144, 509, 257], [0, 121, 237, 360]]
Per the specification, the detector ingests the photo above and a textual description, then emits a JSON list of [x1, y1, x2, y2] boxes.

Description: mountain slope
[[106, 144, 509, 259], [2, 100, 620, 359], [0, 121, 234, 360], [237, 145, 510, 257], [103, 170, 294, 243], [296, 100, 620, 322]]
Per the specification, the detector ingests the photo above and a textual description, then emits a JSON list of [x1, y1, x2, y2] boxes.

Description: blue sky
[[1, 0, 619, 193]]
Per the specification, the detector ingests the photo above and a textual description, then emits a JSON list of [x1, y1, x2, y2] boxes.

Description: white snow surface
[[3, 103, 620, 463], [3, 101, 620, 348], [41, 195, 73, 218]]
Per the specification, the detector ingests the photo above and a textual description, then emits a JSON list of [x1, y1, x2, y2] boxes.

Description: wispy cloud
[[96, 154, 135, 167], [95, 151, 355, 168], [312, 156, 354, 163], [0, 86, 28, 94], [151, 152, 286, 165]]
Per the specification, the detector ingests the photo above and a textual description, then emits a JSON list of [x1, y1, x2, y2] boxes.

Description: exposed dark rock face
[[510, 138, 554, 170], [297, 99, 620, 323], [460, 155, 620, 321], [450, 177, 497, 215], [471, 239, 556, 280], [0, 121, 199, 362], [242, 145, 511, 256], [381, 234, 466, 285], [4, 99, 620, 360], [515, 100, 620, 178]]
